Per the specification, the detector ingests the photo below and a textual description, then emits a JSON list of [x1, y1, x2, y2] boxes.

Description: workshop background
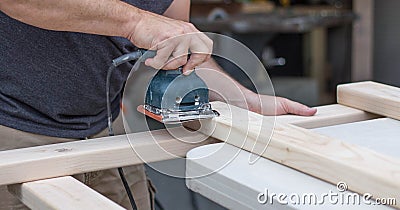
[[144, 0, 400, 209]]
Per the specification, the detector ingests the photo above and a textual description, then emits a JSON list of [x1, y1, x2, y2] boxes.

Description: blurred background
[[146, 0, 400, 209]]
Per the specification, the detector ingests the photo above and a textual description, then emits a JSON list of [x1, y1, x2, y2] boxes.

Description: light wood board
[[186, 101, 400, 208], [275, 104, 379, 128], [337, 81, 400, 120], [8, 176, 123, 210], [0, 128, 213, 186]]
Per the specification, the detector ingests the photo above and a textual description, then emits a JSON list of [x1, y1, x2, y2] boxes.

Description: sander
[[110, 49, 219, 124]]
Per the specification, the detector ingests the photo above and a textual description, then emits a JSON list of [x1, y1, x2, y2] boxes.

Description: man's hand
[[275, 97, 317, 116], [198, 60, 317, 117], [246, 93, 317, 116], [127, 11, 212, 73]]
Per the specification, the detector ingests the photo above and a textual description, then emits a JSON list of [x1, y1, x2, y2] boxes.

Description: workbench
[[186, 118, 399, 209]]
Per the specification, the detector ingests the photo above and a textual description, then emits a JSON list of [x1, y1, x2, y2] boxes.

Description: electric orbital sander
[[112, 49, 218, 124], [137, 66, 219, 123]]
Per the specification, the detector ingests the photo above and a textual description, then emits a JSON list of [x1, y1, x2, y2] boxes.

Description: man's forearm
[[197, 59, 317, 116], [197, 58, 255, 104], [0, 0, 141, 39], [0, 0, 212, 72]]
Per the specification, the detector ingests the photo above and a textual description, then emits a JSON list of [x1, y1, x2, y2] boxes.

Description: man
[[0, 0, 316, 209]]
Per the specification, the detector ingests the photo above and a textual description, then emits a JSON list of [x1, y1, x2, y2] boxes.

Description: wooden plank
[[337, 81, 400, 120], [0, 128, 214, 186], [275, 104, 379, 128], [8, 176, 123, 210], [352, 0, 374, 81], [185, 101, 400, 208]]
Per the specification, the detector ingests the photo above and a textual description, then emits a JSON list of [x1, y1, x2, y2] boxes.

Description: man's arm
[[163, 0, 317, 116], [0, 0, 212, 73], [197, 60, 317, 116], [164, 0, 190, 21]]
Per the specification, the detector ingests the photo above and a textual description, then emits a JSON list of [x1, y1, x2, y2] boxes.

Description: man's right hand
[[126, 11, 213, 74]]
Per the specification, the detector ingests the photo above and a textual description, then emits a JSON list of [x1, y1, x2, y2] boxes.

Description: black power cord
[[106, 50, 147, 210], [117, 167, 137, 209]]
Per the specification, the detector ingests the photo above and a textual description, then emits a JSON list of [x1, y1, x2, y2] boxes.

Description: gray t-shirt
[[0, 0, 173, 138]]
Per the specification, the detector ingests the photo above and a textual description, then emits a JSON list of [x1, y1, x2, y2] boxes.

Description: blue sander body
[[138, 67, 219, 123]]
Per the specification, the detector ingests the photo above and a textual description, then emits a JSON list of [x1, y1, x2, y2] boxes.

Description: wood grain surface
[[0, 128, 213, 186], [275, 104, 379, 128], [8, 176, 123, 210], [338, 81, 400, 120]]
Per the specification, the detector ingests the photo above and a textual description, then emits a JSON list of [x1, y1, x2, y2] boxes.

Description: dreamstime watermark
[[257, 182, 397, 206]]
